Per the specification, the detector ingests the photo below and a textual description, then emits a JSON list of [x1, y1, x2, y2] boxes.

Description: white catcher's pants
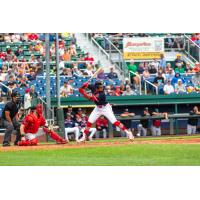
[[187, 124, 196, 135], [151, 126, 161, 136], [88, 103, 117, 124], [25, 128, 46, 140], [65, 127, 80, 141]]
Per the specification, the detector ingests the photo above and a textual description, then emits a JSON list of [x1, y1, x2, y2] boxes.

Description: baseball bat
[[87, 67, 103, 83]]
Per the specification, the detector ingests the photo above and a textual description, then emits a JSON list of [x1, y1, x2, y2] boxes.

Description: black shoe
[[14, 141, 19, 146], [3, 142, 11, 147]]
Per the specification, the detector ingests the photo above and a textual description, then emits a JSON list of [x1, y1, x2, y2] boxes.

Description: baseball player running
[[18, 104, 67, 146], [78, 80, 134, 141]]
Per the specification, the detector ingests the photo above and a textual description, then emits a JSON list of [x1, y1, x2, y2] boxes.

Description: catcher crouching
[[18, 104, 67, 146]]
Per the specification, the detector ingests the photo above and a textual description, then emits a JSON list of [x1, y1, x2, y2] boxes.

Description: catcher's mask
[[36, 104, 43, 115]]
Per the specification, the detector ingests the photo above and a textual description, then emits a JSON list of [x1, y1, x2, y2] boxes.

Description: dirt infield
[[1, 137, 200, 152]]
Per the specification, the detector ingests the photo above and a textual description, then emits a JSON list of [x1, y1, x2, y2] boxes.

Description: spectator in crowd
[[64, 113, 80, 142], [150, 58, 159, 71], [191, 33, 198, 42], [153, 72, 165, 86], [30, 85, 38, 106], [24, 88, 32, 114], [113, 86, 122, 96], [174, 54, 185, 68], [122, 85, 137, 96], [127, 60, 137, 77], [187, 106, 200, 135], [4, 34, 11, 42], [77, 54, 86, 68], [148, 64, 157, 74], [72, 65, 83, 76], [105, 85, 114, 96], [50, 43, 56, 56], [194, 81, 200, 92], [107, 67, 118, 79], [84, 64, 94, 76], [195, 35, 200, 46], [137, 107, 150, 137], [69, 44, 77, 56], [174, 79, 186, 94], [163, 79, 175, 95], [124, 78, 134, 89], [1, 92, 21, 146], [62, 49, 71, 61], [174, 63, 186, 74], [137, 62, 145, 74], [71, 34, 77, 44], [97, 69, 107, 80], [171, 72, 185, 86], [185, 63, 193, 73], [27, 70, 36, 81], [151, 108, 168, 136], [159, 53, 166, 69], [28, 33, 38, 41], [95, 116, 108, 139], [192, 70, 200, 87], [84, 52, 94, 64], [60, 81, 74, 97], [143, 67, 150, 79], [18, 76, 28, 89]]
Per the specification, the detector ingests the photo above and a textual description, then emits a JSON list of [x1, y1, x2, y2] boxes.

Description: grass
[[1, 136, 200, 165]]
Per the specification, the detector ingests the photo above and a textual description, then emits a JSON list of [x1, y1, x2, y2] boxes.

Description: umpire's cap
[[11, 91, 20, 98]]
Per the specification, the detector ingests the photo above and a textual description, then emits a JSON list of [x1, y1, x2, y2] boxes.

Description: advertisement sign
[[123, 37, 164, 59]]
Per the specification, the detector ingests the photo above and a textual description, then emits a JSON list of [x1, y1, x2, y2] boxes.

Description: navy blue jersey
[[88, 84, 108, 106], [64, 119, 76, 128]]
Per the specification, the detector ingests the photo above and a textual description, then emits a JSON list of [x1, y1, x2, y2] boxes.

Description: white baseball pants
[[65, 127, 80, 141], [88, 103, 117, 124]]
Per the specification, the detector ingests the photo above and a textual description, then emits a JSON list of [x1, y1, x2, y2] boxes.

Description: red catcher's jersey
[[22, 113, 46, 134]]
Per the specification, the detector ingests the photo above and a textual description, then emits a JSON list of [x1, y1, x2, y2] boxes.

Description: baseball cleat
[[125, 130, 134, 141], [79, 134, 87, 142]]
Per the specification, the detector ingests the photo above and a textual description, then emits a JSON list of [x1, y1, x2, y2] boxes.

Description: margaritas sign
[[123, 37, 164, 59]]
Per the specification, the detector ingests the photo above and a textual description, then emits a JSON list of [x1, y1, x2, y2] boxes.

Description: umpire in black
[[1, 91, 21, 147]]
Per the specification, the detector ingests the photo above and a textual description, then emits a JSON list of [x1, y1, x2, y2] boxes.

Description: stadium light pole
[[55, 33, 60, 108], [45, 33, 51, 120]]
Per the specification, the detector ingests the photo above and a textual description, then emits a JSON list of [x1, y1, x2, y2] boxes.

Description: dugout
[[51, 93, 200, 137]]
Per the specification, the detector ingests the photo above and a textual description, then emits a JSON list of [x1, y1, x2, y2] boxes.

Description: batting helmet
[[95, 80, 103, 89]]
